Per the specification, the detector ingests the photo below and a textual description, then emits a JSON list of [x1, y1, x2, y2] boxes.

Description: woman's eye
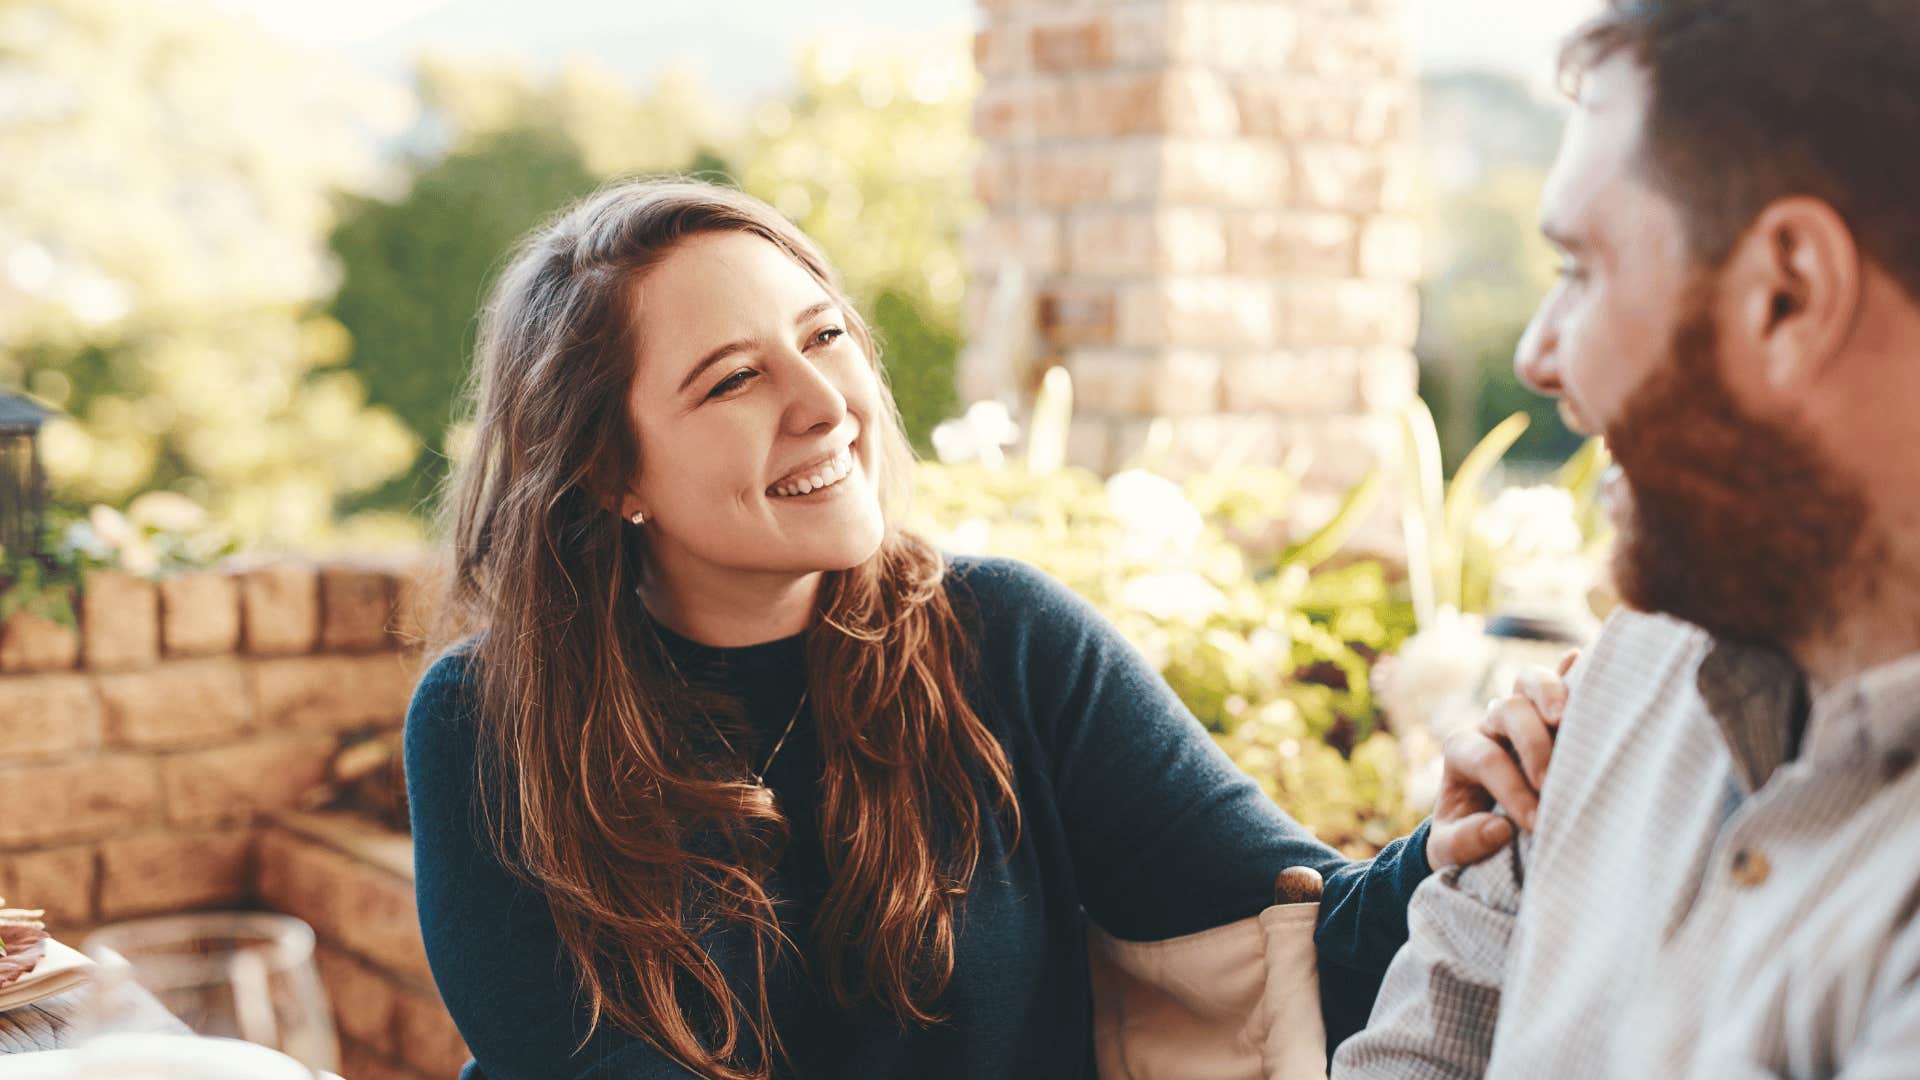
[[809, 326, 846, 349], [706, 370, 757, 399]]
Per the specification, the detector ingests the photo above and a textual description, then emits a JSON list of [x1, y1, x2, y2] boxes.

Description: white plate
[[0, 1036, 313, 1080], [0, 1050, 79, 1079], [0, 942, 94, 1014]]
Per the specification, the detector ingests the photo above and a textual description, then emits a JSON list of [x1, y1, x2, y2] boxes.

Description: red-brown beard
[[1605, 285, 1871, 647]]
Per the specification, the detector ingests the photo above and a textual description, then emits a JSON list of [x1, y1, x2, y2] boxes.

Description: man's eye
[[707, 370, 757, 399], [809, 326, 846, 349]]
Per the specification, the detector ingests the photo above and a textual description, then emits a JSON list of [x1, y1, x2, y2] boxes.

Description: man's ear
[[1723, 196, 1862, 400]]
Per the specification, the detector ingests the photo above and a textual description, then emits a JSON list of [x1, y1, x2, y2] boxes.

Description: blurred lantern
[[0, 390, 53, 562]]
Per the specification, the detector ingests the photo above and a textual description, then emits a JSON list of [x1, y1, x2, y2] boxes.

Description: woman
[[406, 179, 1540, 1079]]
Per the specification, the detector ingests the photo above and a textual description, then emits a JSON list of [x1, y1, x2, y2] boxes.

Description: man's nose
[[1513, 302, 1563, 398]]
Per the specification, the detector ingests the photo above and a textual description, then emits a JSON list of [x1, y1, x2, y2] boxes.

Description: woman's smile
[[768, 440, 858, 498]]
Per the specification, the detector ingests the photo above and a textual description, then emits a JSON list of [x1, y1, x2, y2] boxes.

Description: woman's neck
[[639, 555, 822, 648]]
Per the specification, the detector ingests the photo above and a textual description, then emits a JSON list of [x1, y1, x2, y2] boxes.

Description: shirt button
[[1731, 848, 1771, 888]]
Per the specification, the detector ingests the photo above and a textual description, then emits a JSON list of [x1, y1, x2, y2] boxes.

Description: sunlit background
[[2, 0, 1609, 853], [5, 0, 1594, 544]]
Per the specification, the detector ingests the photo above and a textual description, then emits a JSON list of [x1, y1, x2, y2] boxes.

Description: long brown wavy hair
[[430, 179, 1020, 1078]]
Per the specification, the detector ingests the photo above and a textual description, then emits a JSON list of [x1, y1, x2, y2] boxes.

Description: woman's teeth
[[770, 448, 854, 497]]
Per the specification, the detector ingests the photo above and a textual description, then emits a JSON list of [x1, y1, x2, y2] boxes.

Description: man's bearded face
[[1605, 286, 1871, 646]]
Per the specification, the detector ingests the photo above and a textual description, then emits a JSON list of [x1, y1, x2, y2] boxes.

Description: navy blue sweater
[[406, 556, 1430, 1078]]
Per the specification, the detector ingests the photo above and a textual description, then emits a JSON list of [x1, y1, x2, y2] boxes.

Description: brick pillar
[[965, 0, 1421, 526]]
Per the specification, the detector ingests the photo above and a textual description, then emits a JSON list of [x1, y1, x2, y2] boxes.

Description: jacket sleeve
[[405, 652, 700, 1080]]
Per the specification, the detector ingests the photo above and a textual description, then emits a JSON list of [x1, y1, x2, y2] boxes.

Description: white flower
[[1472, 484, 1601, 622], [1471, 485, 1583, 560], [1249, 625, 1292, 671], [1119, 570, 1228, 624], [940, 517, 992, 555], [1106, 469, 1204, 562], [81, 504, 159, 576], [87, 505, 137, 550], [1373, 608, 1494, 740], [930, 401, 1021, 466]]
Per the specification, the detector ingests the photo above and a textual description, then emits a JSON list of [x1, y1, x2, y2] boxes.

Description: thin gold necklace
[[710, 689, 808, 788], [649, 621, 808, 789]]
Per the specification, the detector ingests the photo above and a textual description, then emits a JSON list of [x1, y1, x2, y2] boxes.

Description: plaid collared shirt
[[1334, 609, 1920, 1079]]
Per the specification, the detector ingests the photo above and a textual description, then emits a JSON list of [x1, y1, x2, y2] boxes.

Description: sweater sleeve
[[954, 558, 1432, 1043], [404, 651, 699, 1080]]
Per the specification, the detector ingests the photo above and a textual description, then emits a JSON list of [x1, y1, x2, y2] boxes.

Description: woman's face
[[623, 231, 887, 593]]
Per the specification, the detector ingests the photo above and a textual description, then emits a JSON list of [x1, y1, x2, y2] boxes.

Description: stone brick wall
[[0, 558, 464, 1079], [967, 0, 1422, 536], [259, 813, 468, 1080]]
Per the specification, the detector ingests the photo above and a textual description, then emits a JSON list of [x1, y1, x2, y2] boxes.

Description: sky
[[209, 0, 1604, 103]]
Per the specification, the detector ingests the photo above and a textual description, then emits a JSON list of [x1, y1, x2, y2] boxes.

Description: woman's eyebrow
[[675, 301, 839, 394], [679, 339, 752, 394]]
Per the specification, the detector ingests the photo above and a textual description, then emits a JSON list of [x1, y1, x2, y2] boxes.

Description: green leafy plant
[[913, 424, 1423, 854], [1400, 398, 1610, 626], [0, 494, 237, 629], [0, 546, 85, 627]]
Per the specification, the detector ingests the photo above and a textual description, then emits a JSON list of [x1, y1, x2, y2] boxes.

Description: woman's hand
[[1424, 650, 1578, 869]]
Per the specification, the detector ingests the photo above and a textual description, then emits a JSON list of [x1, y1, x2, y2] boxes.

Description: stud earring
[[629, 511, 646, 525]]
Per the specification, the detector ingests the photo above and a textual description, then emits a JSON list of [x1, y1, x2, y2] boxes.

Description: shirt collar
[[1695, 640, 1805, 793], [1804, 650, 1920, 769], [1697, 639, 1920, 789]]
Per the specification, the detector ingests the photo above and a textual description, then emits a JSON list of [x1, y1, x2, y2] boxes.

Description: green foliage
[[912, 460, 1424, 855], [3, 6, 974, 539], [869, 290, 960, 453], [1400, 394, 1611, 627], [1416, 73, 1585, 469], [0, 496, 238, 626], [1279, 470, 1384, 571], [0, 549, 81, 627], [328, 127, 602, 511], [324, 43, 976, 520], [1436, 408, 1532, 616], [0, 0, 419, 549], [733, 44, 975, 448]]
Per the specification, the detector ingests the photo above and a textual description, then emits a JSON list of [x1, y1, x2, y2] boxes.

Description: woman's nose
[[780, 349, 848, 435]]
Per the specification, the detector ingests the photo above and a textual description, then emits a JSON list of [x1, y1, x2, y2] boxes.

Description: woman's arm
[[954, 559, 1433, 1041], [405, 652, 698, 1080]]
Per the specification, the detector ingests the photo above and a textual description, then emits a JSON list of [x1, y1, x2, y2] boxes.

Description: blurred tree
[[413, 54, 737, 180], [1415, 73, 1583, 470], [328, 41, 974, 516], [0, 0, 419, 548], [734, 41, 974, 449], [327, 127, 600, 514], [867, 288, 961, 449]]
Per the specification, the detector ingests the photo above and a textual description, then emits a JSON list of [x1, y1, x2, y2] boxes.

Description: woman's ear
[[601, 489, 648, 525], [1722, 196, 1862, 403]]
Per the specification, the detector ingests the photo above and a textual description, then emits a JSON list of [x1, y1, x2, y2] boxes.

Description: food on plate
[[0, 899, 49, 988]]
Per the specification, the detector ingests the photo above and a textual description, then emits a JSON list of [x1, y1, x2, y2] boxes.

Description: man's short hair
[[1561, 0, 1920, 299]]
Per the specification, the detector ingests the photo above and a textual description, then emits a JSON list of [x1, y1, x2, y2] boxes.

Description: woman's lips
[[768, 443, 856, 498]]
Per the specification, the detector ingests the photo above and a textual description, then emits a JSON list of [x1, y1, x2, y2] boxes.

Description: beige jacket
[[1089, 895, 1329, 1080]]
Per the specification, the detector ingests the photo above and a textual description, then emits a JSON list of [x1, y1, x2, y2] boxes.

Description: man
[[1334, 1, 1920, 1076]]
